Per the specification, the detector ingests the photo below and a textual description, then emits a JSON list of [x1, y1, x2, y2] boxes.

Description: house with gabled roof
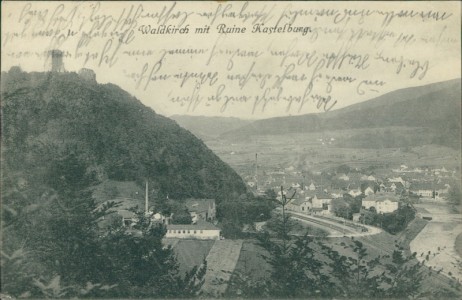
[[329, 188, 346, 199], [409, 182, 434, 198], [117, 209, 137, 227], [348, 184, 362, 197], [410, 182, 450, 200], [362, 193, 399, 214], [361, 175, 376, 182], [337, 173, 350, 181], [307, 182, 316, 191], [184, 198, 216, 222], [379, 182, 387, 192], [311, 191, 333, 215], [388, 181, 406, 195], [388, 176, 407, 185], [364, 186, 375, 196], [287, 197, 312, 213]]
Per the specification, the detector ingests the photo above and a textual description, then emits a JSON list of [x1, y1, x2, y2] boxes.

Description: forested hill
[[1, 68, 246, 201], [220, 79, 461, 149]]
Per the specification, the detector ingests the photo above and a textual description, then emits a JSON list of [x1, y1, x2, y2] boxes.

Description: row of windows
[[168, 229, 203, 234], [300, 206, 328, 211]]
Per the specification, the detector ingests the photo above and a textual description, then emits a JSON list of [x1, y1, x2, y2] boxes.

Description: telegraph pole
[[145, 179, 149, 214], [280, 186, 296, 250]]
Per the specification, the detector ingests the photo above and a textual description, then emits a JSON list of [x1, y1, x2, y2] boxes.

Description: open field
[[205, 133, 460, 189], [207, 132, 460, 169]]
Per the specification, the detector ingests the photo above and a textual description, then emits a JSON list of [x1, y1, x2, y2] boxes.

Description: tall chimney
[[255, 153, 258, 191], [145, 180, 149, 213]]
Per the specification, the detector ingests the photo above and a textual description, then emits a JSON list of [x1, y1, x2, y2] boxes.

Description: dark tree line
[[1, 160, 206, 298], [361, 205, 416, 235], [0, 69, 244, 297]]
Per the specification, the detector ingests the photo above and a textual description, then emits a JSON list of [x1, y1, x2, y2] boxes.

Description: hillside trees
[[1, 173, 206, 298], [447, 184, 461, 206], [1, 70, 247, 202], [256, 220, 332, 297], [360, 206, 416, 234], [171, 208, 193, 224], [322, 240, 427, 298], [332, 198, 352, 219], [336, 164, 351, 174], [2, 70, 221, 298], [253, 188, 333, 297], [264, 188, 277, 200], [217, 193, 275, 235], [332, 195, 363, 219], [228, 187, 429, 298]]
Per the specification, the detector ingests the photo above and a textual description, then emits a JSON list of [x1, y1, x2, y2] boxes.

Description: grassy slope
[[226, 230, 461, 297]]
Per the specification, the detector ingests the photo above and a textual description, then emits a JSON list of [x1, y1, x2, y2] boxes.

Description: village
[[252, 163, 456, 220], [101, 155, 461, 297], [1, 0, 460, 297], [108, 160, 457, 240]]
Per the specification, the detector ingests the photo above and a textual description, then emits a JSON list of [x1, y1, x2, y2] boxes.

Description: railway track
[[287, 212, 357, 235]]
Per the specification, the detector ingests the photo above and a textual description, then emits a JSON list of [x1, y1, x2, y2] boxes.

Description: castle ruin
[[49, 50, 65, 72]]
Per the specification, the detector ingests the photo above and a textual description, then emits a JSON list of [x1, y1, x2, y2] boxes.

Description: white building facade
[[165, 222, 220, 240]]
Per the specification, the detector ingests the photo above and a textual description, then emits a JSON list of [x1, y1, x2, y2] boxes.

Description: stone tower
[[49, 50, 64, 72]]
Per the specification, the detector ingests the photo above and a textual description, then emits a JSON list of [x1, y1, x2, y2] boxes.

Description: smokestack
[[145, 180, 149, 213], [255, 153, 258, 191]]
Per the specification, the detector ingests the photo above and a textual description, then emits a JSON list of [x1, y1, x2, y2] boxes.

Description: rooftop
[[167, 220, 219, 231], [314, 190, 332, 199], [410, 182, 449, 191], [184, 198, 215, 213], [363, 193, 398, 202], [289, 198, 307, 206]]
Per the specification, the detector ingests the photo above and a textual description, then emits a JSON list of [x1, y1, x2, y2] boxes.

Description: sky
[[2, 1, 461, 119]]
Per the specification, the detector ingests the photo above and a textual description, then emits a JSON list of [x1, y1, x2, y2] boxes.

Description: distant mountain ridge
[[170, 115, 253, 140], [326, 79, 461, 116], [1, 68, 247, 201], [220, 79, 461, 149]]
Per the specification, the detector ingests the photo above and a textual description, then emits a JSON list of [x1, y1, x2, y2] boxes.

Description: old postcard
[[1, 1, 461, 299]]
